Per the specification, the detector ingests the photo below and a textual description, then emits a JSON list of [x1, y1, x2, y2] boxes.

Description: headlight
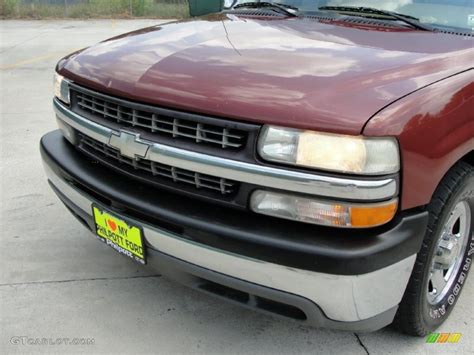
[[54, 73, 70, 104], [250, 190, 398, 228], [258, 126, 400, 175]]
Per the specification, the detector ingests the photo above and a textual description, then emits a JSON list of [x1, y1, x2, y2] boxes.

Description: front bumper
[[41, 130, 428, 331]]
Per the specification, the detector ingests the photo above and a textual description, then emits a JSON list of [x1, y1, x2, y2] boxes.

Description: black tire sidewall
[[420, 177, 474, 329]]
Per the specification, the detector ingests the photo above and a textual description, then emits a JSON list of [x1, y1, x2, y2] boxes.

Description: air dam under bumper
[[41, 130, 428, 331]]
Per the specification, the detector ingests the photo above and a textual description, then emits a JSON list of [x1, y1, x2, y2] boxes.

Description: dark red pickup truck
[[41, 1, 473, 335]]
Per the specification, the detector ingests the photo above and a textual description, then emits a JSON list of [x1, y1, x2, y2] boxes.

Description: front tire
[[395, 161, 473, 336]]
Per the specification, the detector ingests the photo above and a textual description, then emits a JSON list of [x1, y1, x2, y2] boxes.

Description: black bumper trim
[[41, 130, 428, 275], [48, 182, 398, 332]]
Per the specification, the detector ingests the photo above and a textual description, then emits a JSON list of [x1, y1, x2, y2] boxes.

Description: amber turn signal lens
[[250, 190, 398, 228], [350, 200, 398, 228]]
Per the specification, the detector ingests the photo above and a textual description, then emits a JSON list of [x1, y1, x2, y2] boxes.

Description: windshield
[[225, 0, 474, 31]]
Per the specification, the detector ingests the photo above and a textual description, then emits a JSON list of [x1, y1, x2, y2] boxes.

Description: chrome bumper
[[44, 162, 415, 323], [54, 98, 397, 201]]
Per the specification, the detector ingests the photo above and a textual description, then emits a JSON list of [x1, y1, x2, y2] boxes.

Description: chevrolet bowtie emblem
[[108, 131, 150, 159]]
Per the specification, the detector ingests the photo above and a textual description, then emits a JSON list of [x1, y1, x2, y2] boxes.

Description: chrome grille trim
[[72, 88, 246, 149], [55, 98, 399, 201], [78, 133, 238, 195]]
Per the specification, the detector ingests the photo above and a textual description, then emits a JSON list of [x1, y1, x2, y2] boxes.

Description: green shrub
[[0, 0, 190, 19], [1, 0, 19, 16]]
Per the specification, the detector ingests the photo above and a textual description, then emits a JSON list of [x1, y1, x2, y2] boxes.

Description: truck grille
[[71, 86, 247, 150], [77, 134, 239, 196]]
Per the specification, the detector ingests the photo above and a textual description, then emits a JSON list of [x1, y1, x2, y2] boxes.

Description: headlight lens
[[258, 126, 400, 175], [54, 73, 70, 104], [250, 190, 398, 228]]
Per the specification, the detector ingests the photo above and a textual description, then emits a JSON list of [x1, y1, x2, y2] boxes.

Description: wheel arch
[[460, 150, 474, 167]]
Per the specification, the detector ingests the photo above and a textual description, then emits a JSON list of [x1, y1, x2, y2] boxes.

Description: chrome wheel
[[427, 201, 471, 304]]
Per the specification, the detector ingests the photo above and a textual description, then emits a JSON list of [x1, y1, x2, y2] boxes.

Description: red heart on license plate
[[107, 219, 117, 232]]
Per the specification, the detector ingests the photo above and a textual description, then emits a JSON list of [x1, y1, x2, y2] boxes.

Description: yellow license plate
[[92, 204, 146, 264]]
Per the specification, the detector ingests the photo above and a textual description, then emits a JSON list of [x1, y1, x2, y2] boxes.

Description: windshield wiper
[[318, 6, 434, 31], [233, 2, 299, 17]]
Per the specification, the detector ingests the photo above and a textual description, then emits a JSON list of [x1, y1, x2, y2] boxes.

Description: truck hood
[[59, 14, 473, 135]]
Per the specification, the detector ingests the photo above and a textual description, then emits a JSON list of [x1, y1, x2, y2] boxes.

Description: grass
[[0, 0, 190, 19]]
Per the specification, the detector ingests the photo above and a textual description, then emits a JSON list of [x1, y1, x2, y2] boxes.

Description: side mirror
[[189, 0, 223, 16]]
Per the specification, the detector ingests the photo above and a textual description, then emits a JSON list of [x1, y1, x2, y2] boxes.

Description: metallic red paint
[[58, 14, 472, 135], [57, 14, 474, 210], [365, 71, 474, 210]]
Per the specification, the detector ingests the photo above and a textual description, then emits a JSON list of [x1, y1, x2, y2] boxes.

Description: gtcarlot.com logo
[[426, 333, 462, 344], [10, 336, 95, 346]]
